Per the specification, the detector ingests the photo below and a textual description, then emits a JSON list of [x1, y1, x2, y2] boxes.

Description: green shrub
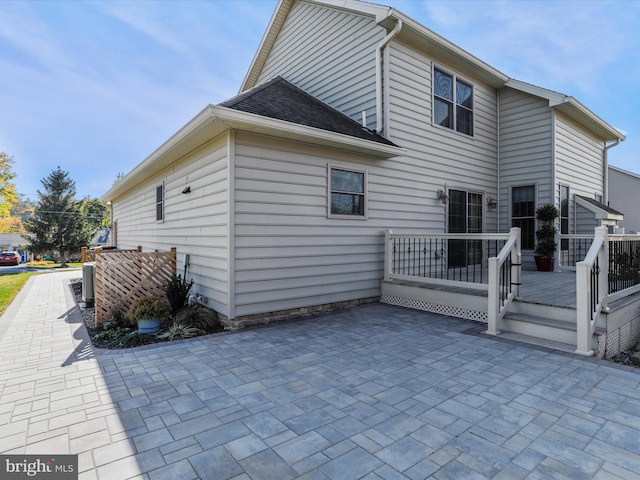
[[127, 296, 171, 324], [175, 305, 221, 332], [165, 274, 195, 315], [157, 323, 201, 341]]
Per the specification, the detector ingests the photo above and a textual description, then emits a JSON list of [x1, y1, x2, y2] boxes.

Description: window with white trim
[[512, 185, 535, 250], [329, 167, 365, 217], [156, 184, 164, 221], [560, 184, 569, 251], [433, 67, 474, 136]]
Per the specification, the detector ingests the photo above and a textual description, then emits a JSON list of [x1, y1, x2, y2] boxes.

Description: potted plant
[[127, 296, 171, 334], [534, 203, 560, 271]]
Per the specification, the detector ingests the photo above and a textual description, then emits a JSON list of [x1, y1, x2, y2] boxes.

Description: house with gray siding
[[609, 165, 640, 234], [102, 0, 626, 328]]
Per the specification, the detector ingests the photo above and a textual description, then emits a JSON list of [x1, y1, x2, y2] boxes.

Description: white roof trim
[[214, 106, 405, 158], [575, 195, 624, 221], [609, 164, 640, 180], [102, 105, 405, 201], [506, 79, 625, 142]]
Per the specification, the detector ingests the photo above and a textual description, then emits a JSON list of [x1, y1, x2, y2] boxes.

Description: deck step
[[503, 313, 575, 330], [496, 331, 576, 353], [501, 312, 576, 345], [509, 299, 576, 323]]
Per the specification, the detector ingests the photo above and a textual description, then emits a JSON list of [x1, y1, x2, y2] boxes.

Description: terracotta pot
[[534, 256, 554, 272]]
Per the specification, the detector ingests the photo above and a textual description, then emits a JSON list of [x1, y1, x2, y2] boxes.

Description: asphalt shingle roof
[[219, 76, 397, 147], [576, 195, 624, 216]]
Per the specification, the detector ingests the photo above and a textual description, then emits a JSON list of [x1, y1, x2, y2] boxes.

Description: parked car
[[0, 252, 21, 266]]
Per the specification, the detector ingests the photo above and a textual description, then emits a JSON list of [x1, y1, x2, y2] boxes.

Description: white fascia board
[[553, 97, 626, 142], [102, 104, 405, 202], [385, 10, 508, 88], [609, 164, 640, 180], [309, 0, 391, 21], [241, 0, 294, 92], [214, 106, 406, 158], [506, 79, 625, 142], [575, 196, 624, 221], [101, 105, 221, 201], [506, 79, 567, 104]]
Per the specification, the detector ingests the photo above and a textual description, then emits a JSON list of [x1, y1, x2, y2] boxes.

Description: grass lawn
[[0, 271, 39, 316]]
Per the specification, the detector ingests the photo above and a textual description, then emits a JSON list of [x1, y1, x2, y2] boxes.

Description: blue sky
[[1, 0, 639, 200]]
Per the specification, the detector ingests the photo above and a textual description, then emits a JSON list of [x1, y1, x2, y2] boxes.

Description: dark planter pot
[[137, 318, 161, 334], [534, 256, 554, 272]]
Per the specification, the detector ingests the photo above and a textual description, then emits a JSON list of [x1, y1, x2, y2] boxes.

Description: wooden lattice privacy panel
[[82, 246, 140, 263], [94, 248, 177, 326]]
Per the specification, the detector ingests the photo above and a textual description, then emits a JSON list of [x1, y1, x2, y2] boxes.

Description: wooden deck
[[519, 270, 576, 307]]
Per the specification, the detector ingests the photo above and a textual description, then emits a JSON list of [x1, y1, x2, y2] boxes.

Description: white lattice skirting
[[381, 295, 488, 323], [602, 316, 640, 358]]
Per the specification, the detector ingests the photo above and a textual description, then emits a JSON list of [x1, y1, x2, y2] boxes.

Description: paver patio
[[1, 270, 640, 479]]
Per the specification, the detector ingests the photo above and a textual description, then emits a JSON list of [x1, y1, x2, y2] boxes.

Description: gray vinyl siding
[[256, 1, 382, 129], [386, 40, 499, 233], [575, 205, 599, 234], [111, 136, 231, 316], [555, 112, 605, 203], [498, 88, 553, 233], [609, 167, 640, 233], [232, 131, 450, 317]]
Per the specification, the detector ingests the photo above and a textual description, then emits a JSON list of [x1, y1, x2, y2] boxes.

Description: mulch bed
[[70, 279, 223, 349]]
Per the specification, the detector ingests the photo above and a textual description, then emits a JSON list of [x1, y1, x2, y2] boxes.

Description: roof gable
[[220, 76, 396, 147], [244, 0, 623, 144], [506, 79, 625, 142], [576, 195, 623, 221]]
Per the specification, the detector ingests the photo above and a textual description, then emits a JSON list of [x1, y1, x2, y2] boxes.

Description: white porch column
[[383, 229, 393, 281]]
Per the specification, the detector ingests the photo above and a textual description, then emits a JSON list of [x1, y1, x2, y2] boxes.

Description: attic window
[[433, 67, 474, 136]]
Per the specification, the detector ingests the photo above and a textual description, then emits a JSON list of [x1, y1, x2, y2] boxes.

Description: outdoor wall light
[[181, 186, 191, 194], [487, 197, 498, 210], [437, 189, 448, 205]]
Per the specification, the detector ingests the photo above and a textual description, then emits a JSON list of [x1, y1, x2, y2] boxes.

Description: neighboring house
[[102, 0, 625, 327], [0, 233, 29, 262], [609, 165, 640, 234]]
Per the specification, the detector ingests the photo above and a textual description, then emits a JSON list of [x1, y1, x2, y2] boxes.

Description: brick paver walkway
[[1, 270, 640, 479]]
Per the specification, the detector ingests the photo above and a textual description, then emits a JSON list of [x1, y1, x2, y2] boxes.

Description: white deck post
[[510, 227, 521, 299], [575, 260, 592, 355], [575, 226, 606, 356], [486, 256, 500, 335], [383, 229, 393, 281], [599, 227, 609, 311]]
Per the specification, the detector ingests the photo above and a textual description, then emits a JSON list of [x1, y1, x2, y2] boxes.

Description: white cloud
[[97, 2, 189, 53]]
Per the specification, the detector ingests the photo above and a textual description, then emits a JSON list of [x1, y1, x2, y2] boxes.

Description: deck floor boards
[[519, 270, 576, 307]]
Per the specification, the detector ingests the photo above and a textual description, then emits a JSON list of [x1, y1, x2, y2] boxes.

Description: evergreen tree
[[24, 167, 94, 265]]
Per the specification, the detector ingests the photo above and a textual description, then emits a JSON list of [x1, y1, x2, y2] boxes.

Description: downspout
[[496, 88, 501, 232], [603, 138, 621, 205], [375, 18, 402, 134]]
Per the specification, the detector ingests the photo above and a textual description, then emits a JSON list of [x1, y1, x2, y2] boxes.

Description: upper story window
[[433, 67, 474, 136], [156, 184, 164, 222], [329, 167, 366, 217]]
